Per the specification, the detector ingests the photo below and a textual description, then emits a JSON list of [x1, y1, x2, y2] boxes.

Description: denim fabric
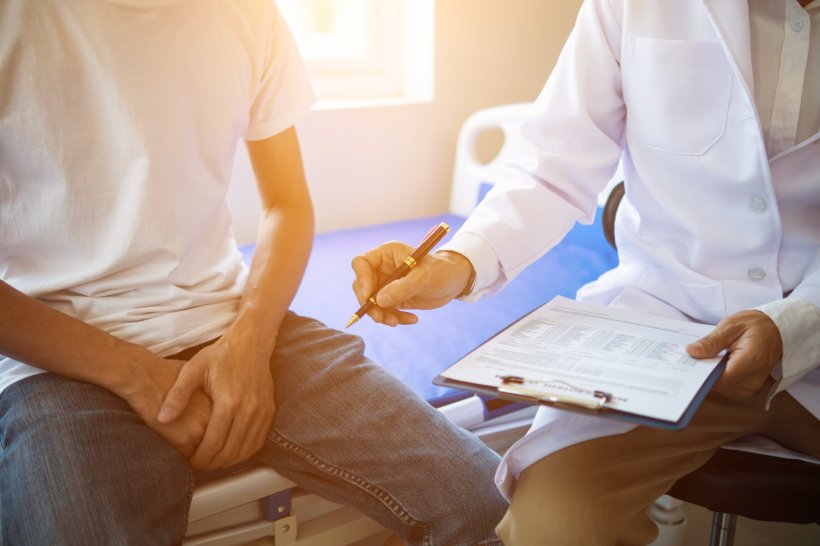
[[253, 312, 507, 546], [0, 312, 506, 545], [0, 374, 194, 545]]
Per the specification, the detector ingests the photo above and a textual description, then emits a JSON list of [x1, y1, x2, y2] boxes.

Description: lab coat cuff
[[439, 232, 504, 302], [756, 297, 820, 403]]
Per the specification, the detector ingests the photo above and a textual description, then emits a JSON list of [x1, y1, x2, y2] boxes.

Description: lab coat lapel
[[701, 0, 755, 100]]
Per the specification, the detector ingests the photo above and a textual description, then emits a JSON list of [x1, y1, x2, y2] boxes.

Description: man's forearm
[[229, 127, 315, 360], [0, 279, 159, 401], [226, 200, 314, 354]]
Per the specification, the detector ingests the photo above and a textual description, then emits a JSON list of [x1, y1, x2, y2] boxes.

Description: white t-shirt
[[0, 0, 315, 395]]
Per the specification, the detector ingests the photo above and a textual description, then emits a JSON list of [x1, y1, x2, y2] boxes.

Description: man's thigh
[[497, 383, 819, 546], [0, 373, 192, 546], [255, 312, 508, 546]]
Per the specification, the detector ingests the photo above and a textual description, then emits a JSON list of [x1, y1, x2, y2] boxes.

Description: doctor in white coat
[[352, 0, 820, 544]]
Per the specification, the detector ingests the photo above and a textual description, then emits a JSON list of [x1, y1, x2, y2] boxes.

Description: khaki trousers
[[496, 382, 820, 546]]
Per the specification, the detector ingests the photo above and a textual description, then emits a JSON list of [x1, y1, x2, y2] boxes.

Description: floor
[[654, 502, 820, 546], [321, 506, 820, 546], [350, 503, 820, 546]]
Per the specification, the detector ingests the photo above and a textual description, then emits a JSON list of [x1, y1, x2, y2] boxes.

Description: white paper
[[440, 296, 723, 423]]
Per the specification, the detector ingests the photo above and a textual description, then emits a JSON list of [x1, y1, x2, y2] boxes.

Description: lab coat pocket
[[633, 265, 726, 324], [626, 36, 733, 156]]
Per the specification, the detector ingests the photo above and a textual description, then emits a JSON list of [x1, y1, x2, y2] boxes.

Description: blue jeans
[[0, 312, 507, 545]]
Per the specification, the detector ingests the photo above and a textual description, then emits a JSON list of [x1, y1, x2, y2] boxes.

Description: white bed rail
[[448, 103, 532, 217]]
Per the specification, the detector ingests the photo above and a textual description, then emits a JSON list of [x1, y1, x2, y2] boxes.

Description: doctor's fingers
[[687, 310, 781, 360], [373, 265, 457, 310], [365, 304, 419, 327], [714, 348, 777, 399], [351, 243, 415, 290], [707, 314, 782, 399]]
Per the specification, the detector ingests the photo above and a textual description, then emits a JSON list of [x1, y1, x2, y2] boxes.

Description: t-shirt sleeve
[[244, 1, 315, 141]]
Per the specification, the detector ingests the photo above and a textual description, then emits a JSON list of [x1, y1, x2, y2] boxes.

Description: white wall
[[228, 0, 584, 245]]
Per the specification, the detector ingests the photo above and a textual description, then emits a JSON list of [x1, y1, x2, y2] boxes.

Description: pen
[[346, 222, 450, 328]]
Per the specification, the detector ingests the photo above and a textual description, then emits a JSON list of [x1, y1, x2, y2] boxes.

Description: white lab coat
[[448, 0, 820, 498]]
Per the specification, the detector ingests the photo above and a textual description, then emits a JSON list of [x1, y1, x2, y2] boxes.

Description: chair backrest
[[669, 446, 820, 524], [602, 180, 625, 250]]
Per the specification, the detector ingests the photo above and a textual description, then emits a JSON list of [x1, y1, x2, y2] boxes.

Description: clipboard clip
[[497, 375, 613, 411]]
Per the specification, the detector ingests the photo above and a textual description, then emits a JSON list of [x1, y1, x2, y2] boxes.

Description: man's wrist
[[110, 344, 172, 415]]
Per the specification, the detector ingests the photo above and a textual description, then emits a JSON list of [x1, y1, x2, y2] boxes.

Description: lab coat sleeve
[[444, 0, 626, 297], [757, 249, 820, 395]]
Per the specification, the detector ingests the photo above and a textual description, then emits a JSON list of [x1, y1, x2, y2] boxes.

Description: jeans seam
[[270, 431, 432, 545], [173, 469, 195, 546]]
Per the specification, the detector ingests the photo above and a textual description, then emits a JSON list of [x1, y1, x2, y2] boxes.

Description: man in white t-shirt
[[0, 2, 507, 544], [352, 0, 820, 544]]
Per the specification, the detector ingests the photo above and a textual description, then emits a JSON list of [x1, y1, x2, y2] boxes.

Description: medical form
[[435, 296, 726, 430]]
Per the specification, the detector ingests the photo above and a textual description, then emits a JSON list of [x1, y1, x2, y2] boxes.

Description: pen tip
[[345, 315, 359, 329]]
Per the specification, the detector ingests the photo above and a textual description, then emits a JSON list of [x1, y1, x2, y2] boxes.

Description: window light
[[276, 0, 434, 108]]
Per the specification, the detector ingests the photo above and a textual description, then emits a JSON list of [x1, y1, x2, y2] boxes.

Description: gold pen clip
[[497, 375, 612, 411]]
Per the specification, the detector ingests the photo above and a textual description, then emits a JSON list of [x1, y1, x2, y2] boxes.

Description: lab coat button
[[748, 267, 766, 281], [749, 195, 767, 213], [791, 19, 805, 32]]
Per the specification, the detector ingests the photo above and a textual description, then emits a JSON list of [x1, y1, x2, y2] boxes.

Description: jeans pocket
[[625, 36, 733, 156]]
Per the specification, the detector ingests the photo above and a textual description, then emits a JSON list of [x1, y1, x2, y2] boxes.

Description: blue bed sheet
[[240, 211, 618, 402]]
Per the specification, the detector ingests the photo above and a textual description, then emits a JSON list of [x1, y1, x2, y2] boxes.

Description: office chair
[[668, 447, 820, 545], [602, 181, 820, 546]]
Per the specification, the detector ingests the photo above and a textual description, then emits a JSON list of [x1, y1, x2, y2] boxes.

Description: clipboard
[[434, 357, 725, 430], [432, 296, 728, 431]]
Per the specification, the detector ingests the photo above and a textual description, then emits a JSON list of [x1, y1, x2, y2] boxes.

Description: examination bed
[[183, 103, 619, 545]]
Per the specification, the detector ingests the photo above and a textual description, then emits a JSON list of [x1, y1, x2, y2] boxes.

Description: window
[[276, 0, 434, 108]]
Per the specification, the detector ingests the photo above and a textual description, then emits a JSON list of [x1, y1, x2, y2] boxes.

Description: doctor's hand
[[686, 310, 783, 399], [157, 334, 276, 471], [351, 244, 474, 326]]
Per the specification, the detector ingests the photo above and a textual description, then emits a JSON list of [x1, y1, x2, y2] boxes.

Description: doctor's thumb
[[686, 331, 725, 359], [375, 275, 419, 308], [375, 285, 400, 308]]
